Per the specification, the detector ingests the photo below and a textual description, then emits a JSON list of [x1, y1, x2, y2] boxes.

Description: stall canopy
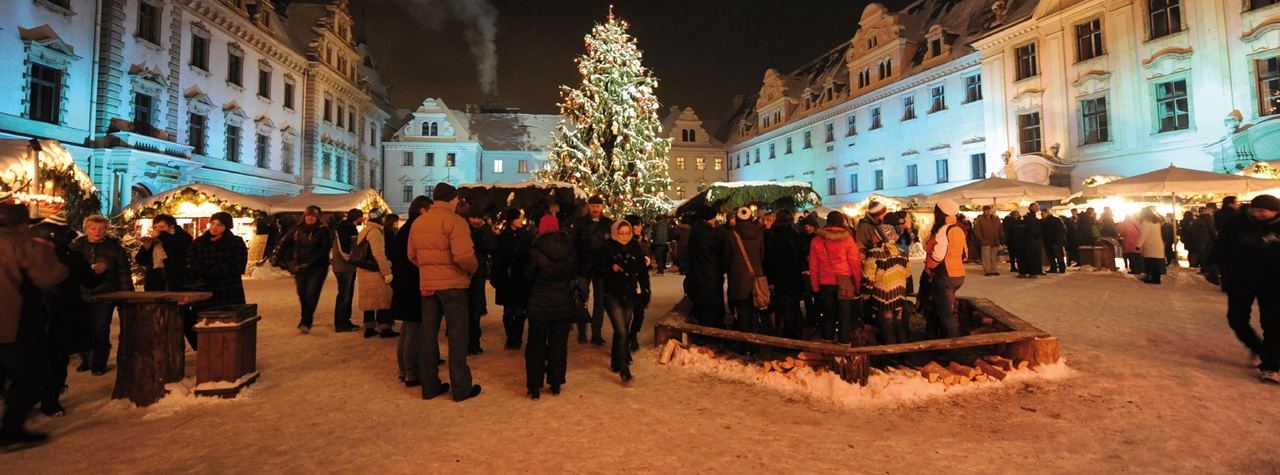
[[457, 181, 587, 215], [674, 181, 821, 216], [120, 184, 279, 219], [926, 176, 1071, 205], [0, 138, 101, 226], [1081, 165, 1280, 197], [270, 188, 388, 214]]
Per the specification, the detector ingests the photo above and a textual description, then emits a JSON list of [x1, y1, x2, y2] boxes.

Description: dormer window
[[930, 38, 942, 57]]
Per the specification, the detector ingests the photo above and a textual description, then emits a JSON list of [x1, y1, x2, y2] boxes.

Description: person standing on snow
[[1215, 194, 1280, 384]]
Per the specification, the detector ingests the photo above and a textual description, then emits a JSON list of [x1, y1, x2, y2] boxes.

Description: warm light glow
[[175, 201, 224, 217]]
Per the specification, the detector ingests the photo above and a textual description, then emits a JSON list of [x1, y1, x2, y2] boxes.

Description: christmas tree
[[539, 8, 672, 219]]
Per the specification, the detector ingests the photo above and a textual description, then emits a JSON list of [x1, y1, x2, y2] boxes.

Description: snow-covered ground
[[6, 261, 1280, 473]]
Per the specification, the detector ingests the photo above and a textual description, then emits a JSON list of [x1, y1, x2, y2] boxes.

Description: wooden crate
[[194, 304, 261, 398]]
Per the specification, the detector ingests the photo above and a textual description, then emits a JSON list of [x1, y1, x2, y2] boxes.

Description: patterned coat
[[356, 222, 393, 311], [186, 231, 248, 311], [862, 241, 910, 313]]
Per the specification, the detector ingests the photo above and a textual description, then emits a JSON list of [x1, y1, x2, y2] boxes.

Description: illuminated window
[[1076, 19, 1104, 61], [1258, 57, 1280, 117], [1149, 0, 1182, 40], [446, 153, 456, 167], [518, 160, 529, 173], [675, 187, 685, 199], [714, 157, 723, 170], [902, 95, 916, 121], [965, 74, 983, 103], [1156, 79, 1189, 132], [494, 160, 503, 173], [1018, 112, 1042, 153], [930, 85, 946, 113], [906, 164, 918, 187], [1081, 97, 1110, 144], [1015, 43, 1038, 81], [870, 106, 882, 129], [676, 157, 685, 170], [695, 158, 705, 170]]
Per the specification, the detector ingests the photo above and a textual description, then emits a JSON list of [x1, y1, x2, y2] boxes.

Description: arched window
[[421, 122, 430, 136], [681, 129, 688, 141], [878, 62, 885, 80], [430, 122, 439, 136], [886, 59, 893, 77], [689, 130, 696, 142]]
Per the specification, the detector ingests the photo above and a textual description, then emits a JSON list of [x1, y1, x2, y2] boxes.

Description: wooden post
[[1003, 336, 1060, 367], [87, 291, 212, 407]]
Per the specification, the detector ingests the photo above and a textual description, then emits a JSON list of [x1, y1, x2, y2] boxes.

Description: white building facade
[[660, 106, 727, 200], [1, 0, 391, 214]]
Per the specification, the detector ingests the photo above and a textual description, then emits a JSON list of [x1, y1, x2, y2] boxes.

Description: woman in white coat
[[357, 212, 397, 337], [1136, 206, 1166, 285]]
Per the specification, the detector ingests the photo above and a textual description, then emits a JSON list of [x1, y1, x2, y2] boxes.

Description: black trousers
[[503, 305, 527, 346], [0, 341, 47, 434], [467, 275, 487, 351], [1044, 241, 1066, 272], [692, 302, 725, 329], [525, 319, 571, 391], [1226, 277, 1280, 372]]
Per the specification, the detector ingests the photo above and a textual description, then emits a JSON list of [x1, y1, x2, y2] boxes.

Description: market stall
[[926, 175, 1070, 206], [457, 181, 586, 218], [119, 184, 276, 243], [0, 138, 101, 226], [673, 181, 821, 217]]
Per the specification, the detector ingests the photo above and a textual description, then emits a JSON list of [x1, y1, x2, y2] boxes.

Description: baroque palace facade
[[2, 0, 392, 213], [725, 0, 1280, 205]]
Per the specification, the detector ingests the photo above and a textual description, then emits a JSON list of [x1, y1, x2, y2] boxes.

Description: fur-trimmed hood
[[816, 226, 851, 241]]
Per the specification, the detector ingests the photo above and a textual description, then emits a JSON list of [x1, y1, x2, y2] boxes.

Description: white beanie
[[938, 199, 961, 217], [736, 207, 752, 221]]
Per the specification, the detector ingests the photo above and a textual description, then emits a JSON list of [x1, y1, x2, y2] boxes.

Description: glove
[[383, 274, 394, 284]]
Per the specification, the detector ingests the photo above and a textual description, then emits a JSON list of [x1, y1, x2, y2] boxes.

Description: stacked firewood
[[905, 356, 1029, 386]]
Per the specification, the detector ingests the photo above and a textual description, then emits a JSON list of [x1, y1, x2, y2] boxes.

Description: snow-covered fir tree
[[539, 9, 672, 219]]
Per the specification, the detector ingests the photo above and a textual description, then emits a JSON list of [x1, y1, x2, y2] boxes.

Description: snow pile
[[93, 378, 257, 420], [248, 262, 291, 280], [664, 346, 1071, 408]]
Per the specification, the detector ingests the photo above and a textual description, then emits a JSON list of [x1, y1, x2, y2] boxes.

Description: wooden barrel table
[[86, 291, 212, 407]]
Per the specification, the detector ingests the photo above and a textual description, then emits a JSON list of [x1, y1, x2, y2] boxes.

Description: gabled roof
[[466, 112, 561, 151]]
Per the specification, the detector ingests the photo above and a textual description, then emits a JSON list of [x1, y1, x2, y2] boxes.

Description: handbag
[[347, 233, 381, 271], [571, 280, 592, 324], [822, 240, 859, 301], [732, 229, 771, 310]]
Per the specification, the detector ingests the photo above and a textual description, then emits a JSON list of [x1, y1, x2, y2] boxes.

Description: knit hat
[[695, 205, 718, 221], [937, 199, 960, 217], [40, 212, 68, 227], [867, 201, 886, 215], [736, 207, 752, 221], [801, 216, 820, 229], [1251, 194, 1280, 212], [434, 182, 458, 202], [826, 211, 847, 228], [210, 212, 234, 230], [588, 195, 604, 205], [538, 215, 560, 233]]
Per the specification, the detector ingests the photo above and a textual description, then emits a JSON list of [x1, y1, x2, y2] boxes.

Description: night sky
[[349, 0, 912, 126]]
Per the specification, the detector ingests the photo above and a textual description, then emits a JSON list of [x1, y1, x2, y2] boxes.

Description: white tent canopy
[[926, 176, 1070, 205], [122, 185, 388, 216], [121, 184, 282, 216], [1081, 165, 1280, 197], [270, 188, 388, 214]]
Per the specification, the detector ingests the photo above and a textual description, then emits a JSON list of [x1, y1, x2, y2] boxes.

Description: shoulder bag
[[732, 230, 771, 310], [347, 232, 381, 271]]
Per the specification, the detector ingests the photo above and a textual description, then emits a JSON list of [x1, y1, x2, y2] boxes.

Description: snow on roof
[[459, 181, 588, 199], [465, 112, 561, 151], [270, 188, 389, 213], [121, 184, 284, 216]]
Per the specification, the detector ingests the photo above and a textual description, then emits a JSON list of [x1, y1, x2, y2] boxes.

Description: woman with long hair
[[923, 200, 966, 338], [808, 211, 862, 344]]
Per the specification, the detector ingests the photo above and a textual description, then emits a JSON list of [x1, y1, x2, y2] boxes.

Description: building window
[[228, 49, 243, 86], [930, 85, 945, 113], [402, 185, 414, 203], [1149, 0, 1182, 40], [849, 174, 859, 193], [930, 38, 942, 58], [188, 114, 206, 155], [696, 158, 706, 170], [902, 95, 916, 121], [336, 104, 344, 128], [675, 187, 685, 199], [870, 106, 882, 129], [226, 125, 242, 162], [755, 149, 761, 163], [1076, 19, 1104, 61], [137, 1, 159, 44], [1156, 79, 1190, 132], [133, 92, 154, 134], [348, 112, 356, 133], [1258, 57, 1280, 117], [27, 63, 61, 125], [284, 82, 295, 109], [803, 130, 812, 149], [874, 170, 884, 190], [846, 115, 857, 136], [323, 98, 332, 122], [494, 159, 504, 174], [936, 159, 949, 184], [825, 122, 835, 142], [321, 152, 331, 179], [518, 160, 528, 173], [965, 74, 983, 103], [426, 152, 435, 167], [714, 157, 723, 170], [402, 151, 413, 166], [190, 34, 208, 70], [785, 137, 793, 154], [258, 69, 271, 98], [1081, 97, 1110, 144], [1015, 43, 1038, 81], [970, 153, 987, 179], [446, 153, 456, 167], [676, 157, 685, 170], [1018, 112, 1042, 154], [827, 177, 837, 196], [255, 133, 270, 168], [906, 164, 919, 187], [281, 142, 294, 173], [769, 142, 776, 159]]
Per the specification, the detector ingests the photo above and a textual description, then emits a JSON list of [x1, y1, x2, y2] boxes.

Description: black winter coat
[[491, 226, 534, 306], [683, 220, 725, 306], [570, 214, 613, 276], [1076, 215, 1097, 246], [46, 242, 101, 355], [390, 215, 422, 322], [277, 222, 331, 274], [598, 238, 650, 304], [1041, 215, 1066, 244], [763, 225, 805, 298], [471, 223, 497, 279], [1217, 212, 1280, 283], [186, 232, 248, 310], [724, 221, 765, 301], [1005, 216, 1024, 252], [1023, 213, 1043, 243], [524, 231, 579, 322], [136, 227, 193, 291], [70, 236, 134, 296]]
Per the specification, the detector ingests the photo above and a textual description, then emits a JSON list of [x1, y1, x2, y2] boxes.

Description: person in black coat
[[764, 210, 805, 339], [135, 214, 193, 292], [391, 196, 431, 386], [1021, 204, 1045, 276], [186, 213, 249, 325], [523, 216, 578, 400], [492, 209, 535, 350], [1040, 210, 1067, 273], [276, 206, 331, 333], [1004, 209, 1023, 274], [1216, 195, 1280, 383], [569, 195, 614, 345], [1063, 211, 1079, 267], [29, 219, 99, 417], [598, 220, 650, 383], [465, 207, 496, 354], [683, 206, 726, 329], [70, 215, 135, 375]]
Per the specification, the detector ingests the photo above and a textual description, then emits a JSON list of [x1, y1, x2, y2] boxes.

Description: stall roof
[[459, 181, 589, 199], [269, 188, 389, 214], [121, 184, 282, 216]]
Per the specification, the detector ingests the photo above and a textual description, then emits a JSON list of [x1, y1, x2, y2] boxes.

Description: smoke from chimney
[[404, 0, 500, 96]]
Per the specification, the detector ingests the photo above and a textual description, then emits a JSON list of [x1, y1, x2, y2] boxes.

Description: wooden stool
[[194, 304, 261, 398]]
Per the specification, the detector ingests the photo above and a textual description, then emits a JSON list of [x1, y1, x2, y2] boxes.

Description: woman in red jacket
[[809, 211, 862, 344]]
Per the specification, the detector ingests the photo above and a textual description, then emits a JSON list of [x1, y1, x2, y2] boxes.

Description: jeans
[[874, 308, 908, 344], [1044, 241, 1066, 273], [931, 273, 964, 338], [981, 245, 1000, 275], [1226, 277, 1280, 372], [525, 319, 571, 391], [468, 275, 487, 351], [602, 295, 634, 373], [0, 341, 47, 434], [363, 310, 394, 330], [652, 244, 668, 273], [83, 302, 115, 370], [817, 285, 854, 343], [576, 276, 606, 337], [628, 301, 647, 346], [419, 288, 473, 400], [333, 272, 356, 329], [503, 306, 527, 346], [398, 321, 421, 382], [294, 269, 327, 328]]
